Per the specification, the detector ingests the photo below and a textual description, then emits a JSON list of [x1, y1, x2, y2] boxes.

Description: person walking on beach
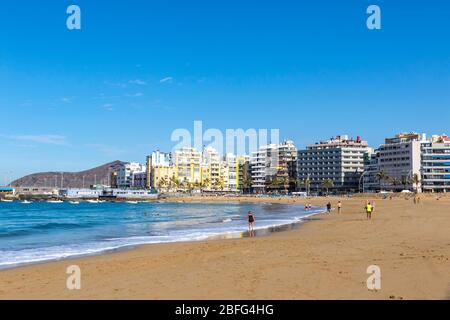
[[247, 210, 255, 236], [337, 201, 342, 214], [326, 202, 332, 213], [365, 202, 374, 220]]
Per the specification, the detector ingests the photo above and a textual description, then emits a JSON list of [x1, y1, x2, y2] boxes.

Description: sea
[[0, 200, 324, 269]]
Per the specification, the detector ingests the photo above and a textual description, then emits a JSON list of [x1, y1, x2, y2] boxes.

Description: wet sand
[[0, 196, 449, 300]]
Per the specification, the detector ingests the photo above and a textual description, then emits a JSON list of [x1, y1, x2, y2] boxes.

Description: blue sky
[[0, 0, 449, 181]]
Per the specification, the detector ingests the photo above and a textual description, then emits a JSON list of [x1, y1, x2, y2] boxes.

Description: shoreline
[[0, 196, 449, 299], [0, 198, 325, 271]]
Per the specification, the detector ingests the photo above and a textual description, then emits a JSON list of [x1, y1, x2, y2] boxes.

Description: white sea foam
[[0, 204, 325, 269]]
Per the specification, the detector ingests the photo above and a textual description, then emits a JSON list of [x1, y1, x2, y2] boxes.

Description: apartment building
[[224, 153, 238, 191], [251, 141, 297, 193], [237, 155, 251, 192], [297, 135, 370, 193], [146, 150, 172, 188], [150, 165, 176, 189], [275, 140, 297, 192], [132, 171, 147, 189], [251, 145, 276, 193], [220, 160, 229, 191], [377, 133, 423, 191], [221, 154, 250, 192], [421, 135, 450, 193], [172, 147, 202, 187], [116, 162, 146, 189], [362, 150, 380, 192], [202, 146, 221, 189]]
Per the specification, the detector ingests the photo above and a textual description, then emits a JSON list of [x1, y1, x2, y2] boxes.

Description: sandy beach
[[0, 195, 449, 300]]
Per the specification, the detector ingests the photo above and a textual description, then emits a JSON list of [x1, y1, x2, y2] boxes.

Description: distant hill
[[11, 161, 125, 188]]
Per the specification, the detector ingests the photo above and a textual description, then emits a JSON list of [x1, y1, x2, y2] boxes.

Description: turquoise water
[[0, 201, 323, 269]]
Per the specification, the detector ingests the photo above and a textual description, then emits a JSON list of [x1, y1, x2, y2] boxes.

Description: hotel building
[[297, 135, 370, 193]]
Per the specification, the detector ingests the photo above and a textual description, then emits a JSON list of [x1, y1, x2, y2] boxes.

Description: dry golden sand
[[0, 196, 449, 300]]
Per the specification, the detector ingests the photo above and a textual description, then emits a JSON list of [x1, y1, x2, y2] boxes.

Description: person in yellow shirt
[[365, 202, 374, 220]]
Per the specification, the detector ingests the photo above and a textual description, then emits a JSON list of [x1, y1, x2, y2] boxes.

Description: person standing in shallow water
[[326, 202, 332, 213], [247, 210, 255, 237]]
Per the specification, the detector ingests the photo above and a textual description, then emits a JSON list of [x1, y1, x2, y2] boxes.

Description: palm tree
[[169, 176, 179, 191], [180, 178, 188, 191], [290, 177, 301, 192], [390, 177, 400, 190], [243, 175, 252, 194], [376, 171, 389, 191], [411, 173, 421, 193], [281, 176, 290, 193], [321, 179, 334, 196], [218, 179, 225, 191], [202, 178, 210, 190], [268, 176, 282, 193], [401, 176, 411, 191], [301, 178, 311, 195], [193, 181, 202, 190], [159, 177, 168, 191]]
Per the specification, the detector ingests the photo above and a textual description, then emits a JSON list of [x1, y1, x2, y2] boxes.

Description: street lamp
[[359, 171, 368, 194]]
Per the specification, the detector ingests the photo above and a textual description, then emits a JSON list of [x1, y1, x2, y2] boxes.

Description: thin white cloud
[[20, 100, 33, 107], [126, 92, 144, 97], [129, 79, 147, 85], [101, 103, 114, 111], [104, 81, 128, 88], [60, 97, 75, 103], [92, 93, 121, 100], [1, 134, 69, 146], [159, 77, 173, 84]]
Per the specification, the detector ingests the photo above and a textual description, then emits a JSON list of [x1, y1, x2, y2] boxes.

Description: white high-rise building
[[377, 133, 423, 191], [251, 141, 297, 193], [225, 153, 238, 191]]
